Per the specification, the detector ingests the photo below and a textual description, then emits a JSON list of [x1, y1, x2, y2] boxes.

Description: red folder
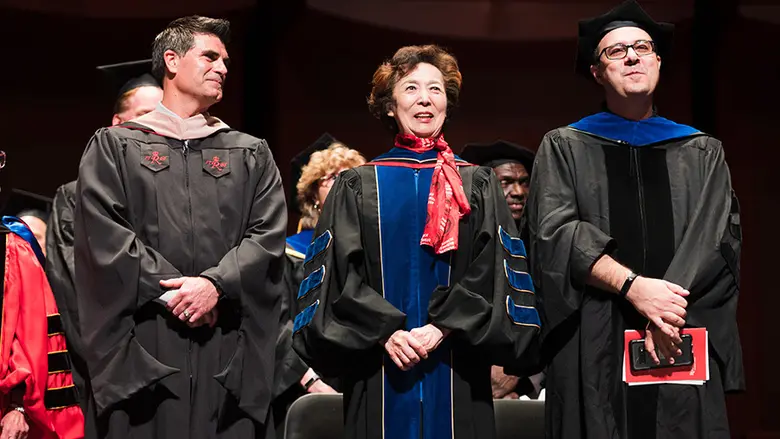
[[623, 327, 709, 386]]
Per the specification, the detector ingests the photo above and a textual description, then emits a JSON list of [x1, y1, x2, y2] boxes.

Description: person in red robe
[[0, 172, 84, 438]]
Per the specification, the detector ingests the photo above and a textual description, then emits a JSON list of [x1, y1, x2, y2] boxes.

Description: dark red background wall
[[1, 1, 777, 437]]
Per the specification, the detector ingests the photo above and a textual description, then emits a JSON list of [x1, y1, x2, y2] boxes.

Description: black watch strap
[[619, 272, 638, 298], [303, 376, 321, 391]]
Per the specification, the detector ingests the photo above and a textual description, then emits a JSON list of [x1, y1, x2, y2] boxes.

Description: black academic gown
[[45, 181, 84, 378], [527, 112, 743, 439], [293, 148, 540, 439], [45, 180, 99, 437], [274, 230, 314, 402], [75, 120, 287, 439], [270, 231, 313, 435], [273, 231, 344, 437]]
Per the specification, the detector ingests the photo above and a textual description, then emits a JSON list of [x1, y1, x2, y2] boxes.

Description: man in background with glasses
[[526, 1, 743, 438]]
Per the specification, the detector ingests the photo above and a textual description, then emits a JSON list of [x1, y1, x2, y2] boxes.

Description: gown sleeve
[[0, 236, 38, 412], [2, 234, 85, 435], [44, 182, 83, 351], [199, 140, 288, 304], [292, 169, 406, 377], [196, 140, 287, 423], [526, 130, 616, 332], [74, 129, 180, 414], [273, 254, 310, 398], [428, 167, 541, 370], [662, 139, 743, 391]]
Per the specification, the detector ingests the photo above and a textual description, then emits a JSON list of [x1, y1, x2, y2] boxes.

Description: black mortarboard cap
[[576, 0, 674, 77], [460, 140, 536, 175], [289, 133, 339, 210], [1, 188, 53, 222], [96, 59, 160, 106]]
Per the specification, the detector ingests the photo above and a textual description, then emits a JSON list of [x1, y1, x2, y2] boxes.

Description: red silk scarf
[[394, 134, 471, 254]]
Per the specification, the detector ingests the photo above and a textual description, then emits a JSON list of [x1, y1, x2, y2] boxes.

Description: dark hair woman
[[293, 45, 540, 439]]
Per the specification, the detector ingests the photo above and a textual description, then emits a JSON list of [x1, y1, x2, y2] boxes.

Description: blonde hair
[[296, 142, 366, 229]]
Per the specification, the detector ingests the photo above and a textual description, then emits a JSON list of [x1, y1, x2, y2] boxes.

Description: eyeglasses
[[319, 173, 338, 186], [598, 40, 656, 61], [0, 151, 5, 169]]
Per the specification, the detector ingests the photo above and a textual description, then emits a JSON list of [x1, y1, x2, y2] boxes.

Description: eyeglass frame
[[597, 40, 657, 62], [318, 172, 339, 186]]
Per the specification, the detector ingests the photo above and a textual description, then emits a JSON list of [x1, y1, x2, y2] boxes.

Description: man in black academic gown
[[527, 1, 743, 438], [45, 59, 163, 437], [74, 16, 286, 439], [460, 140, 534, 232], [461, 140, 544, 399]]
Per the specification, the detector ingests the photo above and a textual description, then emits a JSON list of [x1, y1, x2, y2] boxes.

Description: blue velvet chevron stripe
[[506, 296, 541, 328], [293, 300, 320, 333], [503, 260, 534, 293], [2, 216, 45, 266], [297, 265, 325, 300], [304, 230, 332, 264], [498, 225, 527, 258]]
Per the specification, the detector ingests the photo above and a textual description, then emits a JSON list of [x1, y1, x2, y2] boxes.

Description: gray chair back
[[494, 399, 545, 439], [283, 393, 344, 439], [283, 394, 545, 439]]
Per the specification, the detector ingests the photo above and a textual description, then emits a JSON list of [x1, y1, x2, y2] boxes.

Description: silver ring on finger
[[183, 310, 191, 319]]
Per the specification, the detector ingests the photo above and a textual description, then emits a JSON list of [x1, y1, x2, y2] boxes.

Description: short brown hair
[[114, 89, 137, 115], [152, 16, 230, 82], [113, 87, 157, 115], [368, 45, 462, 133], [296, 143, 366, 230]]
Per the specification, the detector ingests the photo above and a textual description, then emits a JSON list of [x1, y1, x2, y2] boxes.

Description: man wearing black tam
[[460, 140, 534, 228], [97, 59, 164, 126], [527, 1, 743, 438], [461, 141, 545, 400]]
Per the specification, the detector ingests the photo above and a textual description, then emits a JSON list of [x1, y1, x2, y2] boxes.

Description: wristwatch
[[303, 375, 321, 391], [619, 271, 639, 298]]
